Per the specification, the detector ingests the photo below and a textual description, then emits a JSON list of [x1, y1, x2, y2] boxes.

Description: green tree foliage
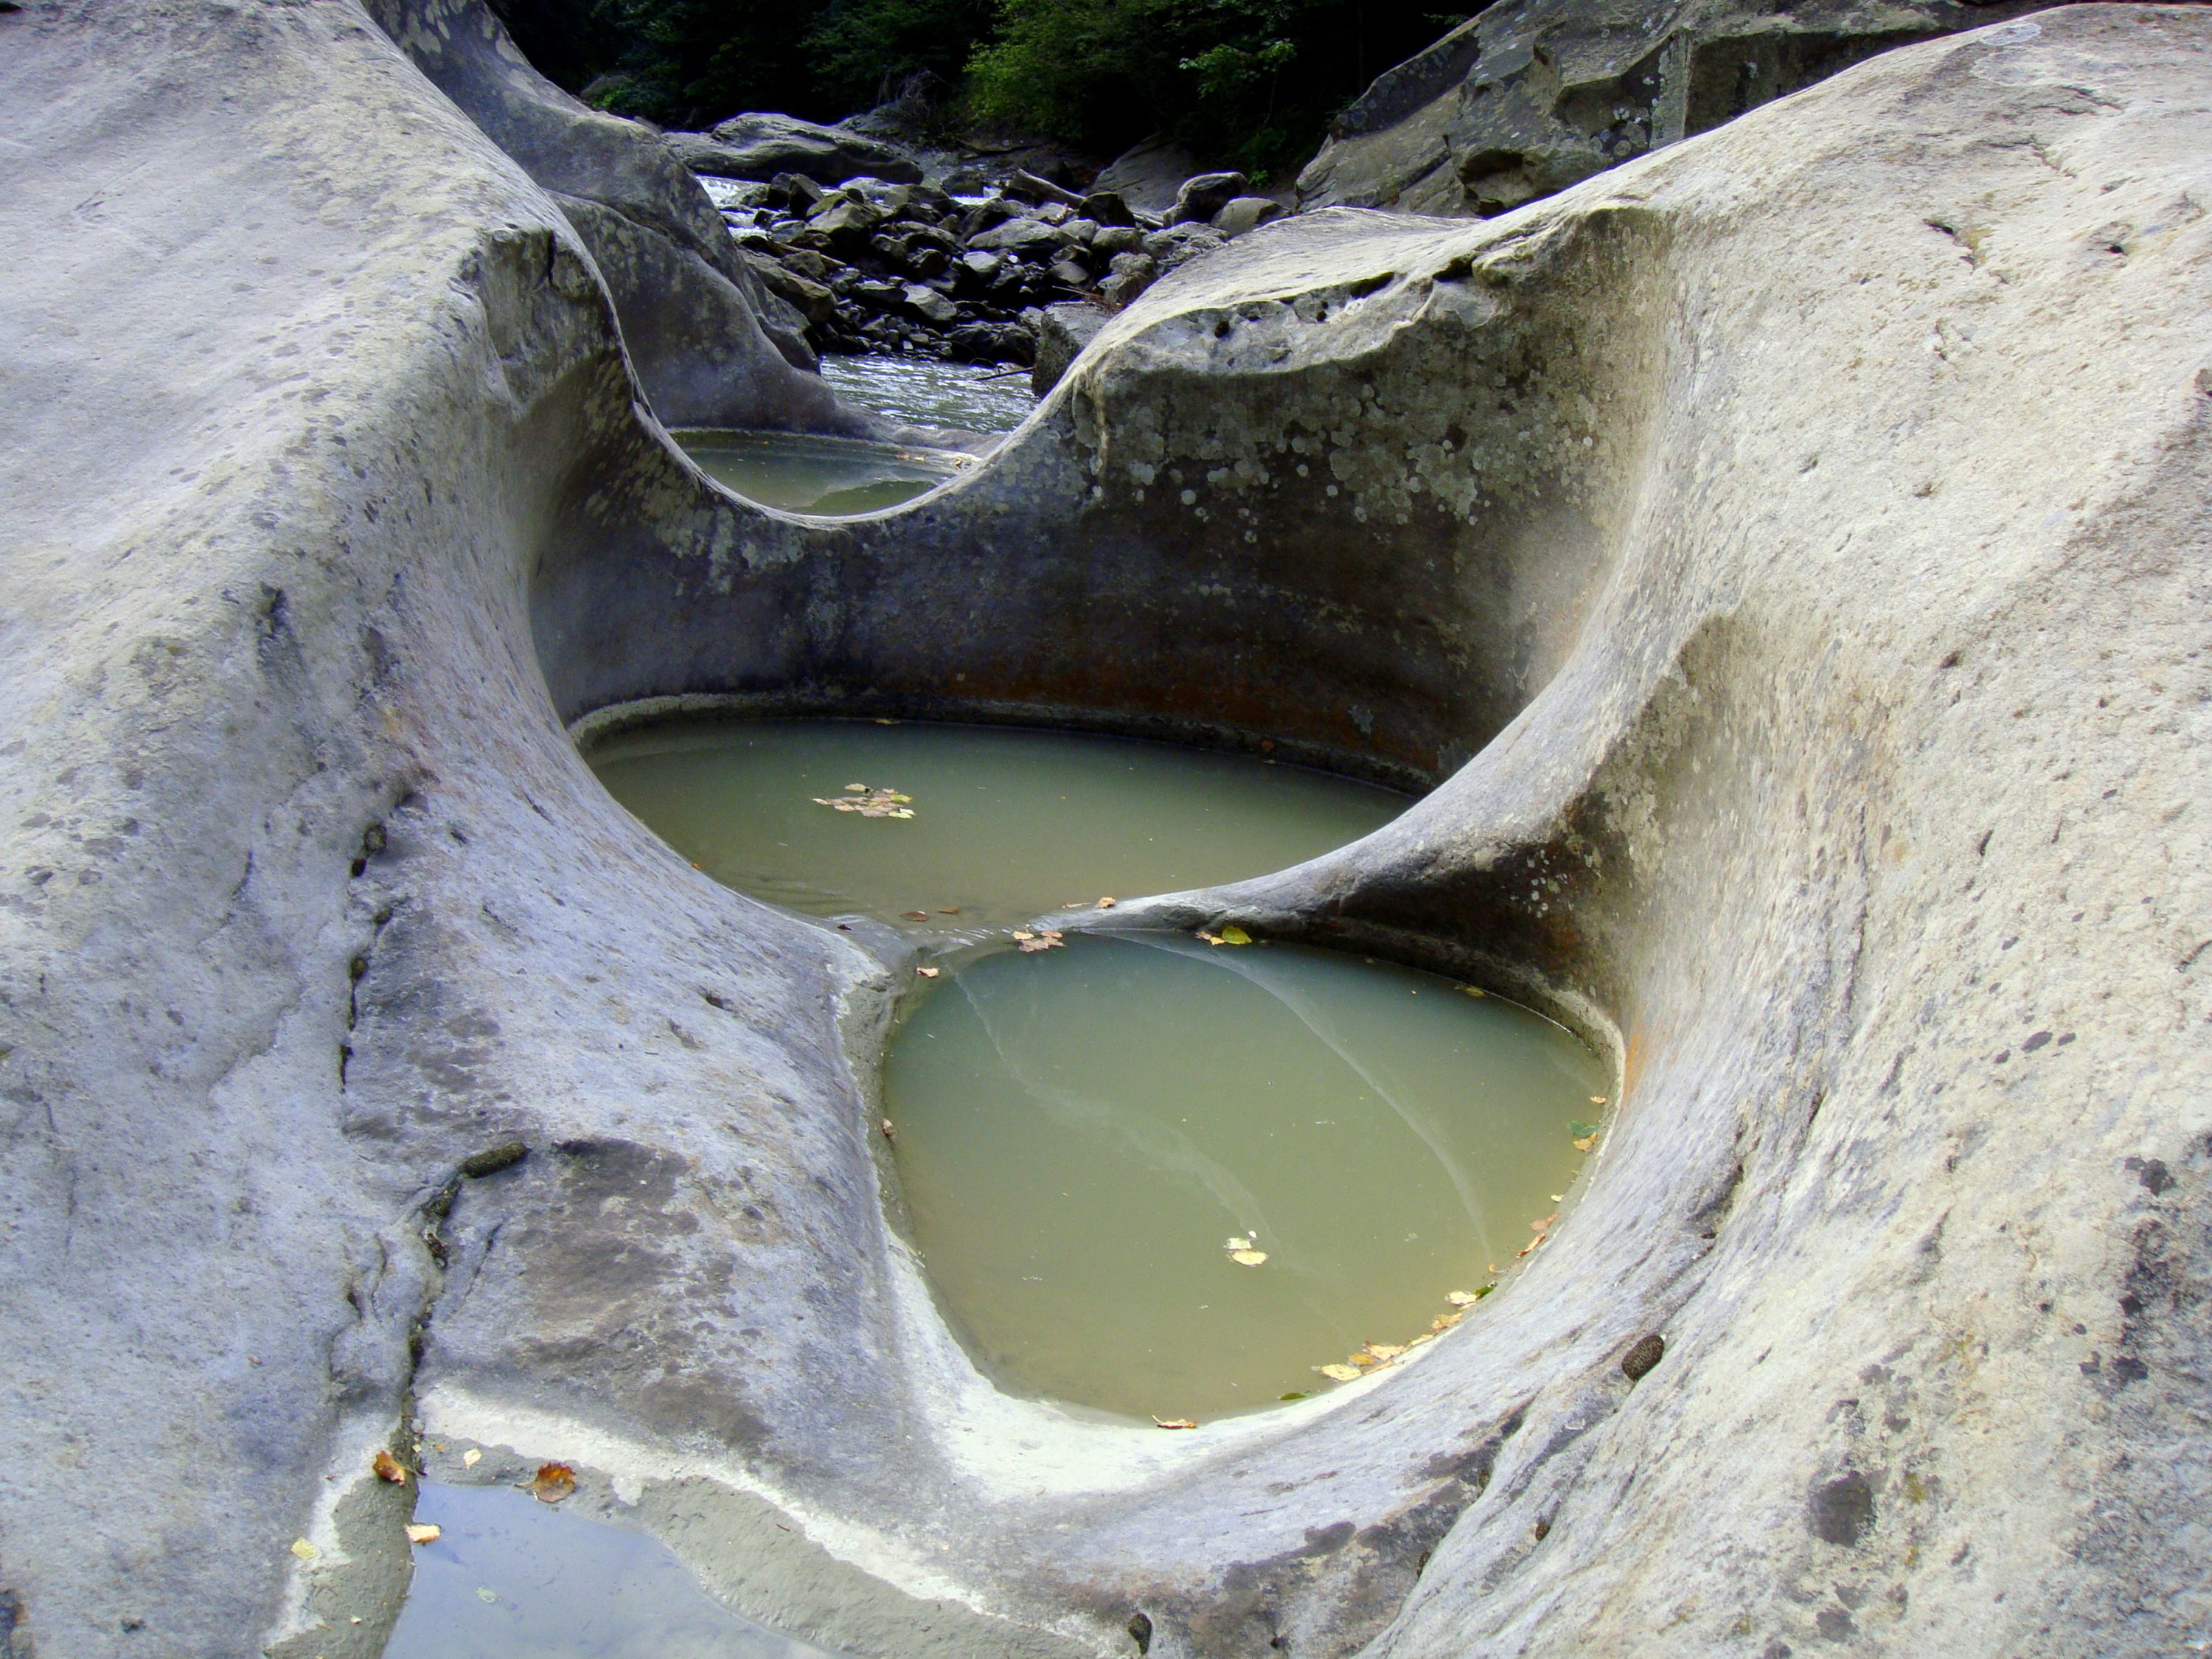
[[491, 0, 1458, 179]]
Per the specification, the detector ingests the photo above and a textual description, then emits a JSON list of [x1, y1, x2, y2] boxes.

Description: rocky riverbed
[[692, 121, 1284, 370]]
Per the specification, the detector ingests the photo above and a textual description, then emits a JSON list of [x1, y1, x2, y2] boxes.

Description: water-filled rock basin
[[586, 717, 1405, 931], [885, 933, 1610, 1422], [386, 1482, 839, 1658], [669, 428, 967, 515]]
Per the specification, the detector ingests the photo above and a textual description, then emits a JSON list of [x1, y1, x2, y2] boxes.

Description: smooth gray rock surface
[[1296, 0, 2080, 216], [703, 111, 925, 187], [3, 6, 2209, 1659]]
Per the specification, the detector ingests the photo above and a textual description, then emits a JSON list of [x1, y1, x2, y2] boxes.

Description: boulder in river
[[700, 110, 925, 186]]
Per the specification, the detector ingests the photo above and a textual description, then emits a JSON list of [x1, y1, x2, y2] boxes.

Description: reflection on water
[[886, 934, 1609, 1421], [585, 717, 1406, 931], [670, 428, 966, 515], [818, 352, 1035, 434], [385, 1482, 843, 1659]]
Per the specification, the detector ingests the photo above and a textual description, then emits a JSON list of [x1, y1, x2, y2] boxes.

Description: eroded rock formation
[[1297, 0, 2080, 216], [1, 5, 2207, 1658]]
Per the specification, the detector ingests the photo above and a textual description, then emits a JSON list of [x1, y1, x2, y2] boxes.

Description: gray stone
[[701, 110, 923, 186], [1093, 133, 1203, 220], [1211, 195, 1286, 238], [1091, 224, 1145, 258], [966, 215, 1066, 257], [1029, 299, 1109, 396], [1295, 0, 2078, 216], [1141, 220, 1228, 276], [6, 7, 2211, 1659], [1172, 169, 1251, 225], [742, 252, 838, 324], [902, 283, 961, 327]]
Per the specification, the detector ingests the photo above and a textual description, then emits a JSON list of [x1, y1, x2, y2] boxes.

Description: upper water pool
[[669, 428, 967, 515], [585, 717, 1406, 931]]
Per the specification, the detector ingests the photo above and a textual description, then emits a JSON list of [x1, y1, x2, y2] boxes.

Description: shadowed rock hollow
[[1, 5, 2208, 1659]]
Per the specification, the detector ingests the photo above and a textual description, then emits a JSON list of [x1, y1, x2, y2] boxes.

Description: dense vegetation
[[490, 0, 1461, 181]]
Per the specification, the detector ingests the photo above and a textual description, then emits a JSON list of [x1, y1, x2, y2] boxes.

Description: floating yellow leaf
[[1014, 928, 1065, 953], [1366, 1343, 1407, 1360], [1431, 1313, 1462, 1332], [1315, 1363, 1362, 1382], [290, 1539, 320, 1563], [372, 1450, 408, 1484], [531, 1462, 577, 1503], [1152, 1416, 1198, 1430], [1195, 931, 1223, 946], [1458, 985, 1485, 998], [880, 1118, 897, 1142], [462, 1448, 482, 1468], [404, 1523, 442, 1545], [1218, 925, 1252, 945], [1407, 1333, 1435, 1347], [1352, 1352, 1380, 1368], [1573, 1133, 1599, 1152], [1096, 897, 1116, 909], [1446, 1290, 1481, 1307], [917, 966, 941, 978], [1225, 1236, 1253, 1251], [1230, 1250, 1268, 1267], [845, 783, 867, 792], [1590, 1096, 1607, 1105]]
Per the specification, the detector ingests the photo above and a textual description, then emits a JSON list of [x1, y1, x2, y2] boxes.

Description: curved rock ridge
[[1, 7, 2208, 1659], [1296, 0, 2081, 218]]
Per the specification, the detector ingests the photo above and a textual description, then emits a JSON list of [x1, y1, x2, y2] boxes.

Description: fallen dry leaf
[[1152, 1416, 1198, 1430], [1014, 928, 1065, 953], [1195, 931, 1224, 946], [1407, 1333, 1435, 1347], [903, 911, 931, 920], [880, 1118, 897, 1141], [290, 1538, 320, 1563], [1458, 985, 1486, 998], [916, 965, 941, 978], [1096, 897, 1116, 909], [1573, 1133, 1599, 1152], [1315, 1363, 1362, 1382], [1531, 1214, 1558, 1232], [1430, 1313, 1463, 1332], [1218, 924, 1252, 945], [1352, 1352, 1380, 1368], [1590, 1096, 1607, 1105], [1230, 1250, 1268, 1267], [1365, 1343, 1407, 1361], [461, 1448, 481, 1469], [1225, 1235, 1253, 1251], [531, 1462, 577, 1503], [404, 1523, 442, 1545], [1446, 1290, 1481, 1307], [372, 1450, 408, 1484]]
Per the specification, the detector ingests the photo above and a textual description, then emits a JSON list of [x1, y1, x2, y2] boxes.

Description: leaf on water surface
[[917, 966, 942, 978], [1531, 1214, 1557, 1232], [1225, 1236, 1252, 1251], [1096, 897, 1116, 908], [1430, 1314, 1461, 1332], [1446, 1290, 1481, 1307], [1195, 931, 1224, 946], [846, 783, 867, 791], [1152, 1417, 1199, 1430], [1590, 1096, 1608, 1105], [1365, 1343, 1407, 1361], [531, 1461, 577, 1503], [404, 1523, 442, 1545], [1014, 929, 1065, 953], [1407, 1333, 1434, 1347], [1280, 1391, 1308, 1401], [1458, 985, 1485, 998], [290, 1539, 320, 1563], [1573, 1133, 1599, 1152], [462, 1448, 481, 1468], [1218, 925, 1252, 945], [903, 911, 931, 920], [1351, 1352, 1380, 1368], [1315, 1363, 1362, 1382], [1230, 1250, 1268, 1267], [938, 906, 961, 914], [372, 1450, 408, 1484], [880, 1118, 897, 1142]]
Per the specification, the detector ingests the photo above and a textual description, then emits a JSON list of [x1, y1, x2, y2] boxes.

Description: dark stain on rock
[[1807, 1470, 1876, 1547], [1126, 1610, 1152, 1654], [1621, 1332, 1665, 1381], [459, 1141, 526, 1178]]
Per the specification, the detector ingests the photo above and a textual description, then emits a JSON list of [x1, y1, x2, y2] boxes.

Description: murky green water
[[885, 933, 1608, 1422], [585, 717, 1405, 931], [670, 428, 966, 514], [386, 1482, 841, 1659]]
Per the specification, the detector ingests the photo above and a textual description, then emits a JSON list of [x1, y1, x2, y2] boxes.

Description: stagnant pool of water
[[386, 1482, 841, 1659], [818, 352, 1035, 434], [586, 717, 1405, 931], [670, 428, 967, 515], [885, 933, 1608, 1422]]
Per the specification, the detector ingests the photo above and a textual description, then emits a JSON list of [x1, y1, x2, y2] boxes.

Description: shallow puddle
[[385, 1481, 841, 1659], [586, 717, 1405, 931], [884, 933, 1609, 1422], [670, 428, 965, 514]]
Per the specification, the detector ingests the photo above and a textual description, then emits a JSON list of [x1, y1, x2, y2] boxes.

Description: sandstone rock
[[703, 110, 923, 186], [1297, 0, 2073, 216], [1172, 169, 1250, 225], [359, 0, 863, 431], [1029, 299, 1108, 396], [1211, 195, 1286, 238], [7, 7, 2211, 1659], [1094, 133, 1203, 219]]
